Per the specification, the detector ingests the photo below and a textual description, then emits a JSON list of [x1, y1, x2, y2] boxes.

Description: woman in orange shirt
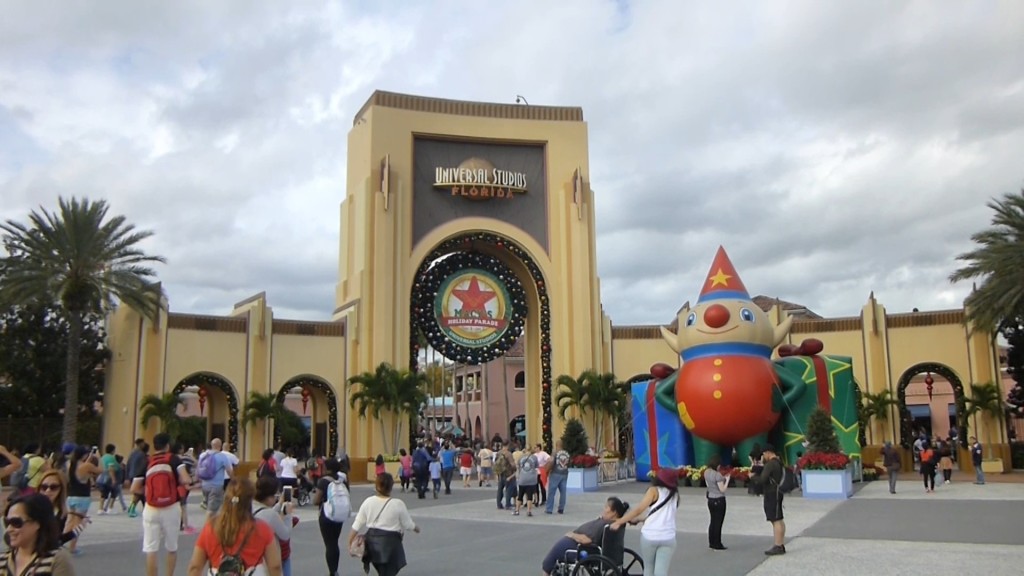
[[187, 478, 283, 576]]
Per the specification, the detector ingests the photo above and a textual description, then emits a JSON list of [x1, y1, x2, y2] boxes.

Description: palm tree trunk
[[62, 312, 83, 443]]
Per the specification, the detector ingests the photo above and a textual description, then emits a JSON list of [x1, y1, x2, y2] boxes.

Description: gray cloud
[[1, 0, 1022, 329]]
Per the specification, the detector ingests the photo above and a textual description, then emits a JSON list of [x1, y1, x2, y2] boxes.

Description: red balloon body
[[675, 355, 781, 446]]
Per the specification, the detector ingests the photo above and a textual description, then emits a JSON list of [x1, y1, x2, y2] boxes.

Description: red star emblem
[[452, 276, 496, 318]]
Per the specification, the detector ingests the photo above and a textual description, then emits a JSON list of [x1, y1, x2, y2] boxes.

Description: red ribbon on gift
[[779, 338, 830, 413], [646, 381, 660, 471]]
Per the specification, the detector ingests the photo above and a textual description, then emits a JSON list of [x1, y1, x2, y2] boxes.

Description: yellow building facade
[[102, 91, 1010, 474]]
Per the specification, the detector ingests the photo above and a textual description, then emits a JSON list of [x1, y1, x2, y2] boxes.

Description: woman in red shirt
[[187, 478, 283, 576]]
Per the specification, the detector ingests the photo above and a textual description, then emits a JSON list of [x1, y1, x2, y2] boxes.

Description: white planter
[[566, 467, 599, 493], [801, 469, 853, 500]]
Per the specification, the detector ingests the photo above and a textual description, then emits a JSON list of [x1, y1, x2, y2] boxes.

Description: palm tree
[[349, 362, 427, 454], [392, 367, 428, 453], [242, 391, 308, 450], [555, 371, 594, 422], [582, 372, 626, 455], [861, 389, 900, 444], [0, 197, 164, 442], [950, 189, 1024, 333], [139, 393, 185, 438], [965, 382, 1004, 446]]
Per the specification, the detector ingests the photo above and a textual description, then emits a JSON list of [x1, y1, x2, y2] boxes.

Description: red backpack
[[145, 452, 181, 508]]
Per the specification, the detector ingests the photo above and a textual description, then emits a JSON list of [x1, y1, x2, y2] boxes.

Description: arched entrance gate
[[274, 376, 340, 457], [895, 362, 967, 449], [171, 372, 240, 451], [409, 232, 554, 451]]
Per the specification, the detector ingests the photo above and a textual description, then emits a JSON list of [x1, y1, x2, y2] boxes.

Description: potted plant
[[563, 418, 599, 493], [798, 407, 853, 499]]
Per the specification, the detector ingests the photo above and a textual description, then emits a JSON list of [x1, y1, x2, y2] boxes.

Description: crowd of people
[[1, 431, 813, 576]]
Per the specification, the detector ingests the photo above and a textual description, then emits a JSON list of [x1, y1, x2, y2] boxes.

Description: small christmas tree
[[561, 417, 589, 457], [798, 406, 850, 470], [806, 406, 841, 454]]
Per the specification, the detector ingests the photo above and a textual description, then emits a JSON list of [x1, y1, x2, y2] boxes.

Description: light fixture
[[515, 95, 529, 105]]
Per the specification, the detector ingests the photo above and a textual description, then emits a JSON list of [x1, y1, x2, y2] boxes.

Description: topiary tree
[[806, 406, 841, 454], [561, 417, 589, 457]]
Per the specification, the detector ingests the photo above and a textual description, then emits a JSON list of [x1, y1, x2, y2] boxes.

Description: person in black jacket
[[750, 444, 786, 556]]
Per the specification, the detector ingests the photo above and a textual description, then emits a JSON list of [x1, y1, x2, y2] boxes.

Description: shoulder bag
[[348, 498, 392, 558]]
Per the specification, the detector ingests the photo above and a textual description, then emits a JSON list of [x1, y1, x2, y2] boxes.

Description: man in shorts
[[476, 445, 494, 487], [514, 445, 540, 517], [752, 444, 786, 556], [139, 433, 190, 576], [199, 438, 232, 519]]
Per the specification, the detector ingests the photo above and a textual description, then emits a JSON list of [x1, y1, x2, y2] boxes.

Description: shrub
[[561, 418, 589, 457]]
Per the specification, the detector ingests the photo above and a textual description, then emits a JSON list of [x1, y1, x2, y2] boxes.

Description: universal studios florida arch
[[102, 90, 1010, 476]]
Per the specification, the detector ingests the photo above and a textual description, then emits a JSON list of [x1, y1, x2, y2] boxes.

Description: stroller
[[294, 468, 315, 507]]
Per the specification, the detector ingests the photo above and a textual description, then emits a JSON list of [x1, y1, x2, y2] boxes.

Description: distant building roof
[[751, 295, 822, 319]]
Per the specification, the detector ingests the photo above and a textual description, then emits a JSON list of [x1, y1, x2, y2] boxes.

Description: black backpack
[[217, 526, 255, 576], [777, 466, 799, 494]]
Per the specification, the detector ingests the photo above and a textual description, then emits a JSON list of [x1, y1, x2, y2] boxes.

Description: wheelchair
[[552, 524, 644, 576]]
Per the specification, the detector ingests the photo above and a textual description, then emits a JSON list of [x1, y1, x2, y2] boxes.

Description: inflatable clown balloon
[[657, 247, 797, 466]]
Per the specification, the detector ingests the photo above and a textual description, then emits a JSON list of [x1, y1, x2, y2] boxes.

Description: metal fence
[[0, 417, 64, 451]]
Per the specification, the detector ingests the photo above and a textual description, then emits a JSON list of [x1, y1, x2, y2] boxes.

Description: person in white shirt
[[279, 450, 299, 489], [220, 441, 240, 490], [348, 473, 419, 575], [611, 468, 679, 576]]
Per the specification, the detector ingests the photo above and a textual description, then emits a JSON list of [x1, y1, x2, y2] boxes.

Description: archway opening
[[896, 363, 967, 451], [409, 232, 552, 451], [275, 376, 339, 459], [172, 373, 240, 452]]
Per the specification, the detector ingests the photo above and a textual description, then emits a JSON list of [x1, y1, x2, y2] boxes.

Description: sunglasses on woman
[[39, 483, 61, 492], [4, 517, 28, 529]]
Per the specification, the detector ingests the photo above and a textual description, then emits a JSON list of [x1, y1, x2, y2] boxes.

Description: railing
[[0, 417, 64, 450], [597, 458, 635, 483]]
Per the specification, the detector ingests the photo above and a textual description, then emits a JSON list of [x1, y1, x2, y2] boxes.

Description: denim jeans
[[974, 462, 985, 484], [441, 467, 454, 493], [546, 472, 567, 513]]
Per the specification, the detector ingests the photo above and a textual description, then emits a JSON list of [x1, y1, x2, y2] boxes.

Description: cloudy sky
[[1, 1, 1022, 326]]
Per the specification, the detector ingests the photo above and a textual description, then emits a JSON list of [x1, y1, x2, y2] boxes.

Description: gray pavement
[[11, 476, 1023, 575]]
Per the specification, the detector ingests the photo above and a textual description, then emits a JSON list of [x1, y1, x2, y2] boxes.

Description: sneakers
[[764, 545, 786, 556]]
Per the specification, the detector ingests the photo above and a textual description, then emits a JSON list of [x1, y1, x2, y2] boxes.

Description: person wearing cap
[[750, 444, 786, 555], [610, 467, 679, 576]]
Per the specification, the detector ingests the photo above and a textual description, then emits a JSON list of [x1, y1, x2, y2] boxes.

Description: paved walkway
[[6, 474, 1021, 575]]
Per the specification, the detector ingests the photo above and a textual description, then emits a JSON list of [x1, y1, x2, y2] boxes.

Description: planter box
[[566, 467, 599, 493], [980, 459, 1004, 474], [366, 461, 403, 481], [801, 469, 853, 500]]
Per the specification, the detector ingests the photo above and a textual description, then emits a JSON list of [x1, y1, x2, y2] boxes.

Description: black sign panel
[[412, 138, 548, 251]]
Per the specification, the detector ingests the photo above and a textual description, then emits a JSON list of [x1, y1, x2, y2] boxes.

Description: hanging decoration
[[410, 232, 553, 452], [172, 373, 240, 451], [924, 373, 935, 401], [301, 387, 311, 414]]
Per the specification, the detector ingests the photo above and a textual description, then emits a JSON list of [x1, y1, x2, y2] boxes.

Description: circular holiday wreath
[[413, 251, 527, 364]]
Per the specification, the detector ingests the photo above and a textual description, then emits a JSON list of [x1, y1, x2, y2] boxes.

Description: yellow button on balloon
[[713, 390, 722, 399], [713, 373, 722, 382], [714, 359, 723, 366]]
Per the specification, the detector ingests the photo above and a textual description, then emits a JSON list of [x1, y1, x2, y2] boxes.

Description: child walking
[[429, 456, 442, 499]]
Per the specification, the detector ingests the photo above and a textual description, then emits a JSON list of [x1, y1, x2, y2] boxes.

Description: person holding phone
[[254, 476, 296, 576]]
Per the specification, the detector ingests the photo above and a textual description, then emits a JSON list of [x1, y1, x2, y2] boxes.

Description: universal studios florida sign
[[434, 157, 527, 200]]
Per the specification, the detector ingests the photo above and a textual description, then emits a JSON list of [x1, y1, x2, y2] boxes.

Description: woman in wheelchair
[[541, 497, 630, 575]]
